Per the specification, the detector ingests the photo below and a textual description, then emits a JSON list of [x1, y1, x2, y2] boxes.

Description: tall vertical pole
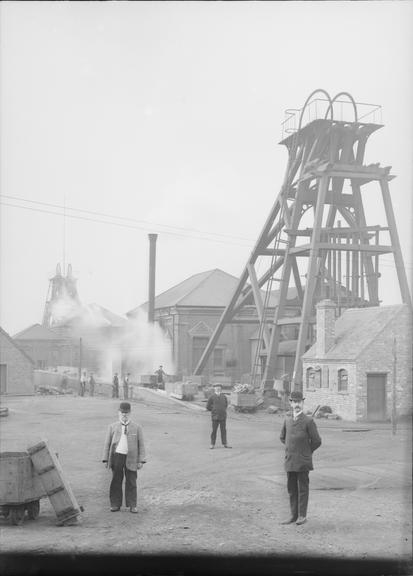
[[148, 234, 158, 324], [78, 337, 82, 381], [392, 337, 397, 436]]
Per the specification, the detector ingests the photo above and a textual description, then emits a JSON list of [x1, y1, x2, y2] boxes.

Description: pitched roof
[[303, 304, 407, 361], [13, 323, 62, 341], [127, 269, 239, 315], [82, 304, 128, 328], [52, 303, 128, 329], [127, 268, 299, 316], [1, 326, 35, 364]]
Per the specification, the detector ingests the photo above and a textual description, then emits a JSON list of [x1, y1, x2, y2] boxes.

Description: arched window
[[314, 367, 322, 388], [306, 367, 315, 389], [338, 369, 348, 392]]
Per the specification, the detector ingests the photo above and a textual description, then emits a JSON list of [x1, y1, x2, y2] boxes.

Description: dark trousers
[[112, 386, 119, 398], [287, 471, 310, 519], [211, 418, 227, 446], [110, 453, 137, 508]]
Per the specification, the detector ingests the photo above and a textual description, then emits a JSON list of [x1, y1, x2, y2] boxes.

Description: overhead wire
[[0, 194, 256, 245], [0, 200, 255, 248]]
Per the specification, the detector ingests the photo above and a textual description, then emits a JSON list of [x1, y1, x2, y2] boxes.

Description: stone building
[[127, 268, 300, 383], [13, 323, 74, 369], [14, 305, 128, 377], [302, 300, 412, 422], [0, 327, 35, 395]]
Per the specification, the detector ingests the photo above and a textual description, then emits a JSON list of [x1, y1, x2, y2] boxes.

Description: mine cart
[[0, 451, 46, 525], [229, 392, 257, 413]]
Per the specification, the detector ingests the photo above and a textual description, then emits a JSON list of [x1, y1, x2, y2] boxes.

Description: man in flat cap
[[206, 383, 231, 449], [102, 402, 146, 513], [279, 390, 321, 526]]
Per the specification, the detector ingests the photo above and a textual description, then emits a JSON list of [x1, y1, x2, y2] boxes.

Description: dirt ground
[[0, 390, 411, 574]]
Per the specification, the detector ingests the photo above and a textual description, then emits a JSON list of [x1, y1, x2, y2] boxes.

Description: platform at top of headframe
[[280, 94, 383, 143]]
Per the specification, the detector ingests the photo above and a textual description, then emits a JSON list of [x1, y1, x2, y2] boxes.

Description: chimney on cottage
[[316, 299, 336, 356]]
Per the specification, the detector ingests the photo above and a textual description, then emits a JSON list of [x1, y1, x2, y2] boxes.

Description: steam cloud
[[50, 292, 175, 381]]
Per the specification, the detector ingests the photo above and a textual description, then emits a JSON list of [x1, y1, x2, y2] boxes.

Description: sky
[[1, 1, 412, 336]]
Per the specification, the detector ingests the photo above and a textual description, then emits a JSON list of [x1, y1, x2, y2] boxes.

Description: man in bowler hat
[[280, 390, 321, 525], [102, 402, 146, 513], [206, 383, 232, 449]]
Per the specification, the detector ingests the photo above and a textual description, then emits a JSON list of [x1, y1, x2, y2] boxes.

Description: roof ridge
[[13, 323, 39, 338], [0, 326, 35, 364], [354, 305, 407, 358], [129, 268, 225, 313], [174, 269, 220, 305]]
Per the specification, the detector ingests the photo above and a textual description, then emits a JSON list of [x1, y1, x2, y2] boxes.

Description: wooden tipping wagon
[[0, 451, 46, 525], [27, 440, 83, 526]]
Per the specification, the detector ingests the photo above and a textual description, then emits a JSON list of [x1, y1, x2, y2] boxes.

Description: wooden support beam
[[300, 190, 356, 207], [380, 179, 412, 307], [285, 225, 388, 236], [247, 263, 271, 350], [289, 243, 393, 255], [292, 175, 329, 388], [258, 248, 286, 256]]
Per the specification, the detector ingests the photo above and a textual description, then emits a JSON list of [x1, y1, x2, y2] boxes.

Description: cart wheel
[[27, 500, 40, 520], [10, 506, 25, 526]]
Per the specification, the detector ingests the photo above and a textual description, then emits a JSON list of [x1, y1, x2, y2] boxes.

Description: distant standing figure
[[102, 401, 146, 513], [123, 373, 130, 400], [154, 365, 167, 390], [61, 373, 68, 392], [112, 373, 119, 399], [79, 371, 87, 397], [89, 373, 96, 397], [279, 390, 322, 526], [206, 383, 231, 449]]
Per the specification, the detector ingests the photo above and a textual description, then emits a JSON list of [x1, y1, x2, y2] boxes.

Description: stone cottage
[[0, 327, 35, 395], [302, 300, 412, 422]]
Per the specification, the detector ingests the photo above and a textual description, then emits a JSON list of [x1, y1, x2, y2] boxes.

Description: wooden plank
[[257, 248, 286, 256], [0, 452, 46, 505], [247, 263, 271, 350], [380, 179, 412, 307], [290, 243, 393, 255], [27, 440, 82, 525]]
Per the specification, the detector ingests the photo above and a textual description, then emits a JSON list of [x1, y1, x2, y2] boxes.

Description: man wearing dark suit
[[280, 390, 321, 526], [102, 402, 146, 513], [112, 373, 119, 398], [206, 383, 232, 449]]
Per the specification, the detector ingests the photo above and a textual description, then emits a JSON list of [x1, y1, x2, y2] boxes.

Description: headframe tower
[[194, 89, 411, 390]]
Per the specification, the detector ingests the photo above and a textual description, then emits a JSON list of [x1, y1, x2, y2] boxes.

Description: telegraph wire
[[0, 194, 256, 244], [1, 198, 411, 270], [0, 201, 254, 248]]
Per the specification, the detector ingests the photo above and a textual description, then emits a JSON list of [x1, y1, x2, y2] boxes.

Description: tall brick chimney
[[316, 299, 336, 356], [148, 233, 158, 324]]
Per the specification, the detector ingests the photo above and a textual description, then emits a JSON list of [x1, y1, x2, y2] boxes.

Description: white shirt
[[293, 410, 303, 421], [115, 422, 129, 454]]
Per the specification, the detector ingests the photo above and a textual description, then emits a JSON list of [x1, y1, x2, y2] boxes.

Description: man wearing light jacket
[[280, 390, 321, 526], [102, 402, 146, 513]]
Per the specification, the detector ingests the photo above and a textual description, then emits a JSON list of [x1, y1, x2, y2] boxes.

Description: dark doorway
[[366, 373, 387, 421], [0, 364, 7, 394]]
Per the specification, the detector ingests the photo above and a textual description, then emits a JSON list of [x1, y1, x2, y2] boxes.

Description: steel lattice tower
[[194, 89, 411, 390]]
